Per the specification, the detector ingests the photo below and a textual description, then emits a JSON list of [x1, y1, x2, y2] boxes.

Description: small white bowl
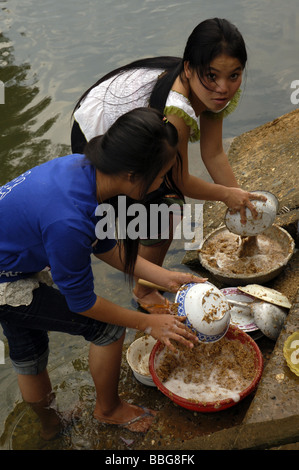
[[126, 336, 157, 387], [225, 190, 279, 236], [175, 282, 231, 343]]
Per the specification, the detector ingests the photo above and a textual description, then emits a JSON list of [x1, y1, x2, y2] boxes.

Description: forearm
[[79, 295, 200, 351], [96, 245, 205, 295], [176, 170, 231, 202], [201, 150, 239, 188], [96, 246, 191, 289], [95, 245, 169, 280], [80, 295, 150, 330]]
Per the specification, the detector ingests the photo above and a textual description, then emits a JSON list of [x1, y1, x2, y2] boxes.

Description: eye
[[230, 72, 242, 81], [206, 72, 216, 82]]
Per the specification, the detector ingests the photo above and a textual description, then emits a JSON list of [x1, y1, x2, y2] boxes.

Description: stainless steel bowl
[[225, 190, 279, 236], [198, 224, 295, 286]]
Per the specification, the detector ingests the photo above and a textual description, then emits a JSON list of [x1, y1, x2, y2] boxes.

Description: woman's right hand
[[144, 314, 198, 352], [223, 187, 266, 224]]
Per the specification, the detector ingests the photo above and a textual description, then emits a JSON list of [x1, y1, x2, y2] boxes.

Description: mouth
[[213, 97, 229, 104], [211, 97, 229, 109]]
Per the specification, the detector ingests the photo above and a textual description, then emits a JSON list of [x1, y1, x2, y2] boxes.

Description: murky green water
[[0, 0, 298, 450]]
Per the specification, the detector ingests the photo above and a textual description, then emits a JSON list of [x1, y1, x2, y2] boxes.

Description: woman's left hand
[[162, 271, 207, 294]]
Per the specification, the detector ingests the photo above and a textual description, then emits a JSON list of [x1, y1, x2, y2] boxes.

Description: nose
[[214, 79, 229, 94]]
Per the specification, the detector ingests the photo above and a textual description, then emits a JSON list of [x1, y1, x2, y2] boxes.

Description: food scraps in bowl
[[126, 335, 157, 387], [199, 225, 293, 280], [149, 325, 263, 412]]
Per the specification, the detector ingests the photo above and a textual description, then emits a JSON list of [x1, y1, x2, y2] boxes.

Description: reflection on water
[[0, 342, 168, 450], [0, 31, 69, 184]]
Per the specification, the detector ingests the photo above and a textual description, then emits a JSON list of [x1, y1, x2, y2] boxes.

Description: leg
[[0, 286, 103, 440], [89, 334, 156, 432], [18, 369, 62, 440]]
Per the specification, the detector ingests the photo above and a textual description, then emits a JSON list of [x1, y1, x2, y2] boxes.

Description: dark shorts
[[0, 283, 125, 375]]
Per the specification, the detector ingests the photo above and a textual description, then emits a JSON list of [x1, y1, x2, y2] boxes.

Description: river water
[[0, 0, 298, 450]]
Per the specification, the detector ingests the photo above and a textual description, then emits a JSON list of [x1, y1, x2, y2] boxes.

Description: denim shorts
[[0, 283, 125, 375]]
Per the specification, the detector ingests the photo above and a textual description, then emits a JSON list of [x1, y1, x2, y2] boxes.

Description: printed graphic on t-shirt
[[0, 171, 31, 201]]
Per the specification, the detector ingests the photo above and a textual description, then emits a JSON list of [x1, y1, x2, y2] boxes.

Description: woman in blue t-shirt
[[0, 108, 206, 437]]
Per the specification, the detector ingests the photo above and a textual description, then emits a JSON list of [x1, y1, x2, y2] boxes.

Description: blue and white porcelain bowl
[[175, 282, 231, 343]]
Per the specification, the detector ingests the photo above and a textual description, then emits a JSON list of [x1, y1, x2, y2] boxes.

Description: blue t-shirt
[[0, 154, 117, 313]]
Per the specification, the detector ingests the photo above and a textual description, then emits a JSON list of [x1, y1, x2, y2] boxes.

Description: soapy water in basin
[[162, 368, 242, 403], [154, 336, 257, 405]]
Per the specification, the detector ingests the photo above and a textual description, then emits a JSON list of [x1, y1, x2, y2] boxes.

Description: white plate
[[221, 287, 258, 332], [237, 284, 291, 309]]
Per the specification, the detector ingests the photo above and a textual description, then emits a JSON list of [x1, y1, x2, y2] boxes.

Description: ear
[[184, 61, 192, 79], [127, 172, 137, 183]]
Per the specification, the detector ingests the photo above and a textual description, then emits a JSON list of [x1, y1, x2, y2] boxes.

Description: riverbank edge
[[177, 109, 299, 450]]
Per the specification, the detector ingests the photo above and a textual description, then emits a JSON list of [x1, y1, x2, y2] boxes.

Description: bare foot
[[40, 403, 82, 441], [94, 401, 157, 433], [133, 288, 172, 314]]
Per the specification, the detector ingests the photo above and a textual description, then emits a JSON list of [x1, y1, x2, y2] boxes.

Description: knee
[[11, 347, 49, 375]]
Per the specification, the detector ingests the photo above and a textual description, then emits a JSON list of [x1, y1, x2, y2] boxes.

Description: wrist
[[213, 184, 231, 204], [135, 312, 153, 333]]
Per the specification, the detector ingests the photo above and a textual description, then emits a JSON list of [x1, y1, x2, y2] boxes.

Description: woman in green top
[[72, 18, 263, 312]]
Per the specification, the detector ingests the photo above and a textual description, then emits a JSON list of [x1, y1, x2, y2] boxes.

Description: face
[[185, 54, 243, 113], [125, 153, 177, 200], [146, 155, 176, 194]]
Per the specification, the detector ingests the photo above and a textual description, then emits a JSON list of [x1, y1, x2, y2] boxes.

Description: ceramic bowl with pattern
[[174, 282, 231, 343]]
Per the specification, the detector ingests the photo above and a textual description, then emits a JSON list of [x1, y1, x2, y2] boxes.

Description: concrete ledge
[[167, 415, 299, 450], [243, 290, 299, 425]]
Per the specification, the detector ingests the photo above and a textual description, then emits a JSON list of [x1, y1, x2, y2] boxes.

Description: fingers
[[228, 190, 264, 224], [160, 316, 198, 351], [168, 274, 208, 293], [239, 201, 258, 224], [248, 193, 267, 202], [189, 274, 208, 284]]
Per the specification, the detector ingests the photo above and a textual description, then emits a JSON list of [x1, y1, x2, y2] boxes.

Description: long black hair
[[182, 18, 247, 90], [84, 107, 178, 278], [73, 18, 247, 114]]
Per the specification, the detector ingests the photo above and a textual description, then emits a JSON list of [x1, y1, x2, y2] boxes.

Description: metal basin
[[198, 224, 295, 286]]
